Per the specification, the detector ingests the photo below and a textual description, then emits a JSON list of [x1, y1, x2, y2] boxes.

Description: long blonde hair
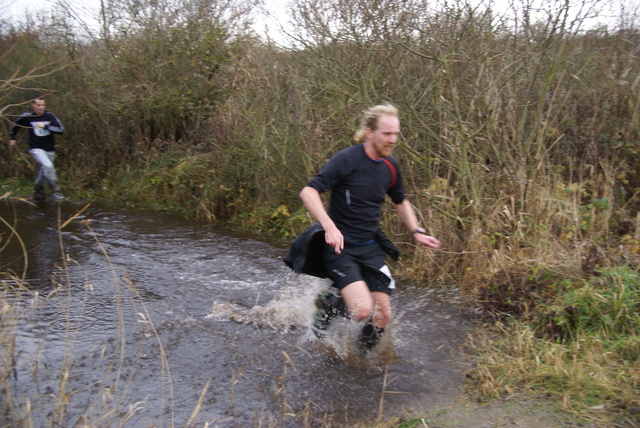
[[353, 103, 399, 143]]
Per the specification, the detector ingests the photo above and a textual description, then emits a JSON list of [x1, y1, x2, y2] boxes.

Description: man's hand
[[394, 200, 442, 250], [414, 233, 441, 250], [324, 223, 344, 254], [8, 140, 16, 147], [299, 186, 345, 253]]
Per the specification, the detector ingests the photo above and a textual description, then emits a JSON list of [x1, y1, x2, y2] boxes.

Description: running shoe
[[33, 186, 45, 201], [357, 321, 385, 354], [311, 290, 347, 338]]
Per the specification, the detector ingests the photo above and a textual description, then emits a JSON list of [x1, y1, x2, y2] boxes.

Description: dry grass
[[466, 266, 640, 426]]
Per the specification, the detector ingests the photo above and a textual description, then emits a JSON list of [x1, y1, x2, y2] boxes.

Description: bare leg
[[340, 280, 374, 322], [342, 284, 393, 352], [371, 291, 392, 329]]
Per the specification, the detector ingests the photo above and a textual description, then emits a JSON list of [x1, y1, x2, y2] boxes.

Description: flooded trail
[[0, 199, 472, 427]]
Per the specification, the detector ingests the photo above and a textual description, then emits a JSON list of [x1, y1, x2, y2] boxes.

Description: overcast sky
[[2, 0, 290, 43], [3, 0, 638, 40]]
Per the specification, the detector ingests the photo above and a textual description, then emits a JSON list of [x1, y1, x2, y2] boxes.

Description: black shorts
[[322, 241, 395, 295]]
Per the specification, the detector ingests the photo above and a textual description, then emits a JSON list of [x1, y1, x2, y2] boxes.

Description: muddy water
[[0, 199, 472, 427]]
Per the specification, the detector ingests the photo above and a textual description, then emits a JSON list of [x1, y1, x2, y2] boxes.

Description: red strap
[[381, 158, 397, 188]]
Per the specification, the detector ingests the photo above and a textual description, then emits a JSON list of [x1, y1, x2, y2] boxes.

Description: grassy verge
[[466, 265, 640, 426]]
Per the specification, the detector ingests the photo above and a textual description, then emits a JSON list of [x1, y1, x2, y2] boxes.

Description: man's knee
[[350, 303, 374, 322], [346, 295, 374, 321], [373, 308, 392, 329], [41, 166, 57, 183], [348, 303, 392, 327], [341, 282, 375, 321], [371, 292, 393, 328]]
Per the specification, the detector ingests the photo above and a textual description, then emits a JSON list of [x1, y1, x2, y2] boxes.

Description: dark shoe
[[311, 290, 347, 338], [33, 186, 45, 201], [357, 321, 385, 354]]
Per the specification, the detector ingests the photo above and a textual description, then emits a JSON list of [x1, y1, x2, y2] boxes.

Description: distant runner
[[289, 103, 441, 353], [9, 96, 65, 201]]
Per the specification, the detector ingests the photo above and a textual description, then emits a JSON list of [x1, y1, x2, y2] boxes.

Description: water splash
[[206, 281, 324, 332]]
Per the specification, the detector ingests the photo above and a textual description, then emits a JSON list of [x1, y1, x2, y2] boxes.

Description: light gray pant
[[29, 148, 58, 189]]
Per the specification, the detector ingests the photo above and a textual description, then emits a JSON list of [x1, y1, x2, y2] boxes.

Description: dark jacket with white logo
[[10, 110, 64, 151]]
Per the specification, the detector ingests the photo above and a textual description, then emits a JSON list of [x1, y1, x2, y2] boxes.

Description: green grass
[[468, 265, 640, 426]]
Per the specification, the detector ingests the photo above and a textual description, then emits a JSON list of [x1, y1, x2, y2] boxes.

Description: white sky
[[1, 0, 289, 41], [2, 0, 639, 40]]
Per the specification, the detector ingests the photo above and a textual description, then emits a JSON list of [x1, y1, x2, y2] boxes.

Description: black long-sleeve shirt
[[10, 110, 64, 151], [306, 143, 406, 243]]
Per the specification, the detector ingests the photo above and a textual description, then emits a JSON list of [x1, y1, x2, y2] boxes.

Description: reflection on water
[[0, 199, 472, 426]]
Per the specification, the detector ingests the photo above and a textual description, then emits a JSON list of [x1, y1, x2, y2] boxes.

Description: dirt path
[[412, 395, 591, 427]]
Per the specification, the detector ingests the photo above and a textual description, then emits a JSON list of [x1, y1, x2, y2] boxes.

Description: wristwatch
[[412, 227, 426, 235]]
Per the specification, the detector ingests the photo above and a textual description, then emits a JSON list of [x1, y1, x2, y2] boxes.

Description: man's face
[[32, 99, 46, 115], [367, 114, 400, 159]]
